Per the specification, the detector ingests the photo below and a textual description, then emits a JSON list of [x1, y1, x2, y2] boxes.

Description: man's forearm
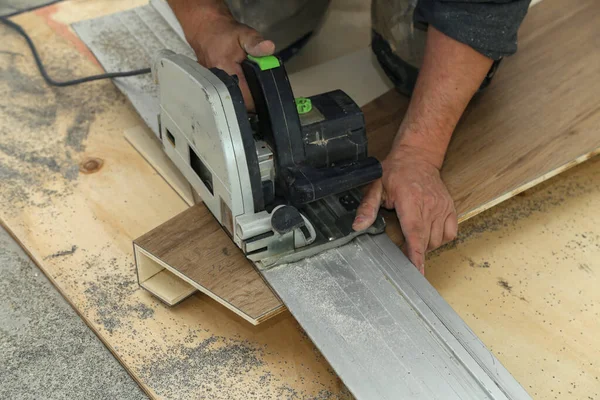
[[391, 26, 493, 169]]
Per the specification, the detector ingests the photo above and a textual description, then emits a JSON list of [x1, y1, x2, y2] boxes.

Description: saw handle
[[242, 55, 382, 205], [242, 56, 306, 169]]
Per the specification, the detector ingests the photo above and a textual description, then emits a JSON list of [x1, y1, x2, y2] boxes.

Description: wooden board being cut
[[363, 0, 600, 244], [134, 204, 284, 324], [1, 0, 599, 399]]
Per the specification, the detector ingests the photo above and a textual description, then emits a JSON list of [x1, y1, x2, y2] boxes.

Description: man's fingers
[[396, 202, 426, 273], [352, 180, 383, 231], [442, 210, 458, 244], [239, 29, 275, 57], [247, 39, 276, 56], [428, 217, 445, 251]]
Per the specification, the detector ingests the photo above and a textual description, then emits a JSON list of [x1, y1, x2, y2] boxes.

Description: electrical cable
[[0, 15, 151, 87], [1, 0, 65, 18]]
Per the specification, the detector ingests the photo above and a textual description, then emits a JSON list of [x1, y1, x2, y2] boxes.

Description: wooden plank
[[363, 0, 600, 245], [134, 204, 284, 324]]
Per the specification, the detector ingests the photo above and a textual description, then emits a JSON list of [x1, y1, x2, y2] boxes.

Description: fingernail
[[244, 42, 259, 52], [246, 40, 269, 54]]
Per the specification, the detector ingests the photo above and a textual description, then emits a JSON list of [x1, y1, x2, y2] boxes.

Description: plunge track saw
[[153, 50, 385, 267]]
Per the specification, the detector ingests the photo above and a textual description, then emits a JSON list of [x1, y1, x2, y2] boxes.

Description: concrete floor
[[0, 226, 147, 400]]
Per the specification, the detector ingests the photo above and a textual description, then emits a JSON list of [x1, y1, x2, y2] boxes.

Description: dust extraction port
[[189, 145, 214, 195]]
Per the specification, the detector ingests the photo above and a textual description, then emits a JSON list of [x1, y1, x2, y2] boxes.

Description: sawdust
[[45, 244, 78, 259], [268, 250, 374, 352], [0, 26, 123, 214], [428, 157, 600, 259], [87, 21, 155, 92], [80, 255, 155, 334], [497, 279, 513, 292], [137, 331, 349, 400], [138, 336, 266, 398], [73, 248, 333, 400]]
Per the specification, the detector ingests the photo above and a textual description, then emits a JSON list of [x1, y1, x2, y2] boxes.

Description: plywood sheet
[[1, 0, 600, 399]]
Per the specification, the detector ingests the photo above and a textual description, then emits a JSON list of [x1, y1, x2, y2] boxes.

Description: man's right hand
[[352, 144, 458, 274], [168, 0, 275, 109]]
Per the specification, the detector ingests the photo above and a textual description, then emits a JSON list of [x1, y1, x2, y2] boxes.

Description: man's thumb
[[240, 30, 275, 57]]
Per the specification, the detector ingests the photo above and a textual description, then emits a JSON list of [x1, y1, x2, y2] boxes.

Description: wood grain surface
[[135, 204, 283, 323], [1, 0, 599, 399], [363, 0, 600, 244]]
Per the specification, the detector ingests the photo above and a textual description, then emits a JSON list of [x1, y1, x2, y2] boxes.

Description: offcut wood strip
[[125, 126, 195, 206]]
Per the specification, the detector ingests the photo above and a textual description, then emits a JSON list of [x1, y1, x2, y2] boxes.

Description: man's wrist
[[389, 126, 448, 170]]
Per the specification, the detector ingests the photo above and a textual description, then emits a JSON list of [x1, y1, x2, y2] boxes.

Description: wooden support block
[[134, 204, 284, 325], [134, 247, 197, 305]]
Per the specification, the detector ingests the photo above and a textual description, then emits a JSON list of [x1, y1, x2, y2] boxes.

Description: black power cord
[[0, 15, 151, 87], [1, 0, 65, 18]]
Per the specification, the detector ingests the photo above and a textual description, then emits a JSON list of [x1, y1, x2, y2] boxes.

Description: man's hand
[[168, 0, 275, 108], [353, 145, 457, 274], [351, 26, 494, 273]]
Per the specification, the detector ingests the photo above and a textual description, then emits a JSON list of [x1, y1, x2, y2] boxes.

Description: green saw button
[[295, 97, 312, 114], [246, 55, 280, 70]]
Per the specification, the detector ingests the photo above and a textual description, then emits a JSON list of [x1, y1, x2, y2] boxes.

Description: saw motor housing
[[153, 51, 384, 266]]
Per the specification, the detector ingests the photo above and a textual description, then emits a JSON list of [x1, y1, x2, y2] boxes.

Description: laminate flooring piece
[[134, 204, 284, 325], [363, 0, 600, 244]]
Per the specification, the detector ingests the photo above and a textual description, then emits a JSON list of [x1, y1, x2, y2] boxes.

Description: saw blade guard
[[153, 50, 255, 243]]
